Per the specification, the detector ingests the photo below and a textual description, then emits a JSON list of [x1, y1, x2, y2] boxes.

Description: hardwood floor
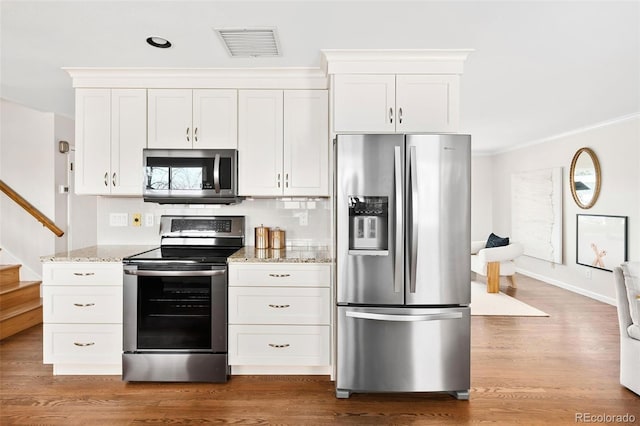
[[1, 274, 639, 425]]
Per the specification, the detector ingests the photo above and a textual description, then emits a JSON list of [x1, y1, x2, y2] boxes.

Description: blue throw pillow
[[486, 233, 509, 248]]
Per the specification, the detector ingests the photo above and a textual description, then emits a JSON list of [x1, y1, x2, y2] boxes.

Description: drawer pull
[[73, 303, 95, 307], [268, 343, 290, 349], [268, 304, 290, 309], [73, 342, 95, 347], [268, 274, 291, 278], [73, 272, 95, 276]]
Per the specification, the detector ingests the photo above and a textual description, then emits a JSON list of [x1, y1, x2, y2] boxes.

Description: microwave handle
[[213, 153, 221, 193]]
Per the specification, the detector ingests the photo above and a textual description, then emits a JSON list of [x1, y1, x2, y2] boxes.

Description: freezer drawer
[[336, 306, 470, 397]]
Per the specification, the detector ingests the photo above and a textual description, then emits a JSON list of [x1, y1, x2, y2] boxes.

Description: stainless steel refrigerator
[[335, 134, 471, 400]]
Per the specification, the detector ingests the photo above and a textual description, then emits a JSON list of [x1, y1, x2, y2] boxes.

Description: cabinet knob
[[398, 107, 403, 124], [186, 127, 190, 142], [112, 172, 117, 187], [194, 127, 198, 142], [268, 343, 290, 349], [104, 172, 108, 187]]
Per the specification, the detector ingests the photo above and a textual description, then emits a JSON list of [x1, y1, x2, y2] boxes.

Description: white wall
[[471, 155, 494, 241], [481, 115, 639, 304], [96, 197, 332, 248], [1, 100, 58, 277]]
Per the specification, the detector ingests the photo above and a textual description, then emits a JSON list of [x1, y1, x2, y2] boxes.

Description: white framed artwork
[[511, 167, 563, 264], [576, 214, 628, 272]]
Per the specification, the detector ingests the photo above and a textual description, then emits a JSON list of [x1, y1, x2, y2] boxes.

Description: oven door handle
[[124, 269, 226, 277]]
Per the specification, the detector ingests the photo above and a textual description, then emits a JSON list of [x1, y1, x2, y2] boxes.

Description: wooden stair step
[[0, 264, 21, 285], [0, 298, 43, 340], [0, 280, 41, 311]]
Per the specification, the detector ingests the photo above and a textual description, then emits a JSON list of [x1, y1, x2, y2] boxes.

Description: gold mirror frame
[[569, 147, 601, 209]]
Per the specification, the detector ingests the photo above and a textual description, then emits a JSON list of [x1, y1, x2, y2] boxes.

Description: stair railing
[[0, 179, 64, 237]]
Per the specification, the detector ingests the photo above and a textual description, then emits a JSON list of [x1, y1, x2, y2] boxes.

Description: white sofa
[[613, 263, 640, 396], [471, 241, 524, 293]]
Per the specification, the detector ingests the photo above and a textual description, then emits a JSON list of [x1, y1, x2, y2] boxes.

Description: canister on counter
[[255, 224, 270, 249], [270, 228, 286, 249]]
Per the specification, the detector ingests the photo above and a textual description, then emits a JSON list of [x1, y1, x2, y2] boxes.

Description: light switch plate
[[109, 213, 127, 227]]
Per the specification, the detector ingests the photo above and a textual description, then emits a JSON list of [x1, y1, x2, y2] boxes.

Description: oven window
[[137, 276, 212, 350]]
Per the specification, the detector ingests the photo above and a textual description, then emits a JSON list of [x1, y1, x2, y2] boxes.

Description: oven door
[[123, 264, 227, 354]]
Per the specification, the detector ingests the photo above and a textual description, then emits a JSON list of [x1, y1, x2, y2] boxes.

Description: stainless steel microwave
[[143, 149, 241, 204]]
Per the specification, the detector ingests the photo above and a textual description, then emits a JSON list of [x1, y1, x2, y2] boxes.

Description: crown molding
[[63, 67, 328, 89], [320, 49, 474, 75]]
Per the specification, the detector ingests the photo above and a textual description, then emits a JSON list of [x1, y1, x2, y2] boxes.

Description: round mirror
[[570, 147, 601, 209]]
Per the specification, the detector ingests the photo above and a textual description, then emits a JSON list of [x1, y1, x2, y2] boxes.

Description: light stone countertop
[[228, 246, 333, 263], [40, 245, 157, 263]]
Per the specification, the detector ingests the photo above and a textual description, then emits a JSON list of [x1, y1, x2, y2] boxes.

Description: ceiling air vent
[[214, 28, 281, 57]]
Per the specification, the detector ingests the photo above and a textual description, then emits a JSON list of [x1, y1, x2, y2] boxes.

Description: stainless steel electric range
[[122, 215, 244, 382]]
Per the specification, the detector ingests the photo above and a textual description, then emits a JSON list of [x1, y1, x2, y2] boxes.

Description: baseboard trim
[[516, 268, 616, 306]]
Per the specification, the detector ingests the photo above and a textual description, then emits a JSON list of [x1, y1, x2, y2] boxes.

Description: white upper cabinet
[[238, 90, 329, 197], [333, 74, 459, 133], [75, 89, 146, 195], [283, 90, 329, 196], [322, 49, 471, 134], [395, 74, 459, 133], [148, 89, 237, 149], [333, 75, 395, 133]]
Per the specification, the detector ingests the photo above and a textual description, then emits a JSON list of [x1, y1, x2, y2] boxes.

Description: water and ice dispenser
[[348, 196, 388, 253]]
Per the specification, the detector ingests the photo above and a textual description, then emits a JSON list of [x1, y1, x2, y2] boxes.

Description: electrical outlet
[[109, 213, 127, 227], [144, 213, 154, 227], [585, 269, 592, 279], [132, 213, 142, 227], [299, 211, 308, 226]]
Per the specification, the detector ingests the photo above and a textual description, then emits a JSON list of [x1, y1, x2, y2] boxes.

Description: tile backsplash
[[96, 197, 332, 247]]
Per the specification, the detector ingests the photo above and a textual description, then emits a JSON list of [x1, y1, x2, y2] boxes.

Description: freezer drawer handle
[[346, 311, 462, 322], [268, 274, 291, 278], [73, 342, 95, 347], [268, 343, 290, 348], [73, 303, 95, 307], [268, 304, 290, 309]]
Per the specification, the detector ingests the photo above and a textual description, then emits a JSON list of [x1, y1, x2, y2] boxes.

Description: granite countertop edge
[[40, 245, 334, 264]]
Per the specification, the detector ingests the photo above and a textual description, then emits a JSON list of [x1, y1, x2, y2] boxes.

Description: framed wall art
[[576, 214, 628, 272]]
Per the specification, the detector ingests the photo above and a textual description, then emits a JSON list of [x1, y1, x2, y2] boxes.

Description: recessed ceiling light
[[146, 37, 172, 49]]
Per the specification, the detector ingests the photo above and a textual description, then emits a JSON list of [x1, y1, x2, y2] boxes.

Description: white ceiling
[[1, 0, 638, 154]]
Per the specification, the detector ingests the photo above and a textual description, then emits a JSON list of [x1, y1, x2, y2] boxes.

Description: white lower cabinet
[[42, 262, 123, 375], [228, 263, 331, 375]]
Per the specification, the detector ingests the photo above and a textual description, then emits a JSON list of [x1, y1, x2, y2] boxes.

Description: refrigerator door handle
[[409, 145, 418, 293], [346, 311, 462, 322], [393, 146, 403, 293]]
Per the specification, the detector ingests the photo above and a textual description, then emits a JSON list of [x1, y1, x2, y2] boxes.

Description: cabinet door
[[283, 90, 329, 196], [193, 89, 238, 149], [333, 74, 395, 133], [75, 89, 111, 195], [147, 89, 192, 148], [395, 75, 459, 133], [238, 90, 284, 196], [111, 89, 146, 195]]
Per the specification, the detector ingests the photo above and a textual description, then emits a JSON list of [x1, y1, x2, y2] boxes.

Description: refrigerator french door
[[335, 134, 471, 400]]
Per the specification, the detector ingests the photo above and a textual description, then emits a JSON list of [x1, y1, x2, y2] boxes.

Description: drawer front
[[43, 324, 122, 364], [229, 263, 330, 287], [43, 286, 122, 323], [229, 287, 330, 325], [43, 262, 122, 286], [229, 325, 330, 366]]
